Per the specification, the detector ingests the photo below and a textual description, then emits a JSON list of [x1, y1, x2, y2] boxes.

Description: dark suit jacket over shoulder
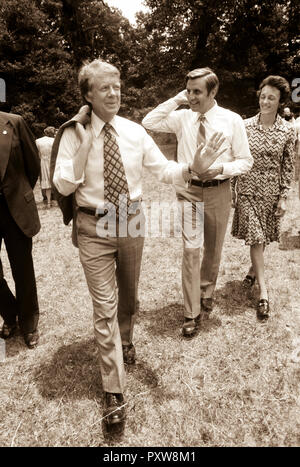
[[50, 105, 91, 226]]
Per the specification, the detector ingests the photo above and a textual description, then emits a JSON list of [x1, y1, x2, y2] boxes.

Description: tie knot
[[198, 114, 206, 123], [104, 122, 113, 133]]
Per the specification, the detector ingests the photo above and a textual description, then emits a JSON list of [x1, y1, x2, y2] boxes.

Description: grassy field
[[0, 145, 300, 447]]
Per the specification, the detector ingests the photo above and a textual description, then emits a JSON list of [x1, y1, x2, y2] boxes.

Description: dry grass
[[0, 145, 300, 447]]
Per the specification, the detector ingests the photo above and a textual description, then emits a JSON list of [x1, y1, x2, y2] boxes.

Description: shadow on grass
[[279, 231, 300, 250], [198, 315, 222, 333], [102, 418, 126, 444], [215, 280, 256, 315], [142, 303, 183, 338], [34, 338, 161, 402], [34, 338, 102, 400], [143, 302, 222, 337], [125, 359, 160, 389]]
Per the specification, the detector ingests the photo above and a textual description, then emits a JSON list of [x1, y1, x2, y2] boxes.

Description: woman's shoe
[[257, 299, 270, 321], [242, 275, 256, 288]]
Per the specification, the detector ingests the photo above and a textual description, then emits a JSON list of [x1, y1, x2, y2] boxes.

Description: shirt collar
[[91, 111, 119, 137], [194, 100, 218, 124], [253, 113, 288, 131]]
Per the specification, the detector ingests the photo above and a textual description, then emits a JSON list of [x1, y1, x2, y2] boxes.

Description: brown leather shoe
[[182, 315, 200, 338], [103, 392, 125, 425], [1, 322, 17, 339], [122, 343, 136, 364], [24, 330, 39, 349], [257, 299, 270, 321]]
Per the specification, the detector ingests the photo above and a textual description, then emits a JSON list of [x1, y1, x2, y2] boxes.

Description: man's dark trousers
[[0, 195, 39, 334]]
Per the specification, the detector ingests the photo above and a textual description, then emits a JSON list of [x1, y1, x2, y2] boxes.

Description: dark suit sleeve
[[17, 116, 40, 189]]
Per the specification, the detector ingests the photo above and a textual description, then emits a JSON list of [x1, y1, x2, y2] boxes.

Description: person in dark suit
[[0, 111, 40, 348]]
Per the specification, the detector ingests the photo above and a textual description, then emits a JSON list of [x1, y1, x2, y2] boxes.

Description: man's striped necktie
[[197, 114, 206, 147]]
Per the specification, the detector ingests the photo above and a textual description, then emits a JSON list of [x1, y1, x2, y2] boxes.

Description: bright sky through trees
[[105, 0, 148, 24]]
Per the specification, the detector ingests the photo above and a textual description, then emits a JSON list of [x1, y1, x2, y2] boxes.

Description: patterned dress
[[231, 113, 295, 245]]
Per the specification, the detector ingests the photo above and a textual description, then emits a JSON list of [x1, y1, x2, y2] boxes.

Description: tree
[[0, 0, 141, 132], [0, 0, 298, 131], [0, 0, 79, 133], [140, 0, 300, 115]]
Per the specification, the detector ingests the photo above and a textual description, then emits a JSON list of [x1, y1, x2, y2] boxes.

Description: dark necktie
[[103, 123, 130, 221], [197, 114, 206, 147]]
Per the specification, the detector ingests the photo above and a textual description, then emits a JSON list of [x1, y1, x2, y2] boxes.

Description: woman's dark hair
[[257, 75, 290, 104]]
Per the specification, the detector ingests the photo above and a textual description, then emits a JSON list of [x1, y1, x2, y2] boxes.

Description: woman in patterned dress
[[231, 76, 295, 320]]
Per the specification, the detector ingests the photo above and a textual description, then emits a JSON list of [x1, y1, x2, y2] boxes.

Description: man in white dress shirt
[[142, 67, 253, 337], [53, 60, 226, 427]]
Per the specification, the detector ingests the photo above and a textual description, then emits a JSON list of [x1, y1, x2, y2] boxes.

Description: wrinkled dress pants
[[77, 209, 144, 394], [177, 180, 231, 319]]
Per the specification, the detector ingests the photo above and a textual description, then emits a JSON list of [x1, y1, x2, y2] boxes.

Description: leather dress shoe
[[1, 322, 17, 339], [182, 315, 200, 337], [24, 330, 39, 349], [257, 299, 270, 321], [103, 392, 125, 425], [122, 343, 136, 364], [242, 274, 256, 288]]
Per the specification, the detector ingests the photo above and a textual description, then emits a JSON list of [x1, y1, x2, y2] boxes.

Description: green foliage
[[0, 0, 299, 134], [0, 0, 79, 134], [141, 0, 300, 115], [0, 0, 139, 134]]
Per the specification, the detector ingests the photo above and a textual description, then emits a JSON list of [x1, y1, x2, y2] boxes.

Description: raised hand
[[72, 123, 93, 180], [173, 90, 189, 106], [75, 122, 93, 148], [190, 131, 227, 176]]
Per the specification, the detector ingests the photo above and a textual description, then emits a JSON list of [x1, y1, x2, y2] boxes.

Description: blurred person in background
[[36, 126, 56, 208], [282, 106, 295, 124]]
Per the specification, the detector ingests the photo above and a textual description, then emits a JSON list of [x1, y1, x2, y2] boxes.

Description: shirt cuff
[[174, 163, 190, 185], [221, 162, 232, 177]]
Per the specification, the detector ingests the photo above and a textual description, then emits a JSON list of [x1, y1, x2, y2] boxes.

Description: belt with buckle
[[190, 178, 229, 188], [78, 200, 141, 218]]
